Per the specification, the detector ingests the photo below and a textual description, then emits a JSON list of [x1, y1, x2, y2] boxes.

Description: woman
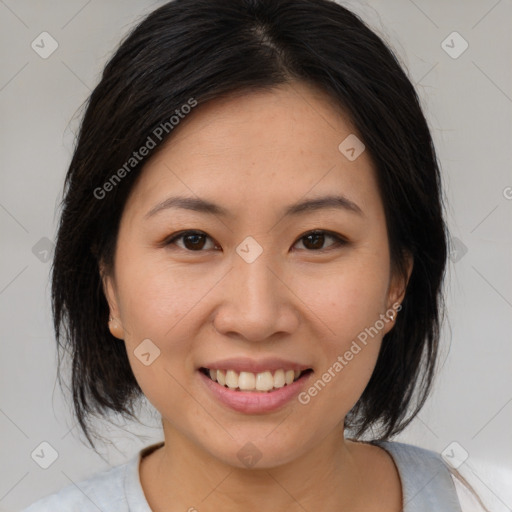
[[23, 0, 486, 510]]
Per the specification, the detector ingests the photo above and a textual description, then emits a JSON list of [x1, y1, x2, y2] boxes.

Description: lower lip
[[198, 370, 313, 414]]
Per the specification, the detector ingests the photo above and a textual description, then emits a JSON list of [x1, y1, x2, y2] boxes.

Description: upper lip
[[200, 357, 312, 374]]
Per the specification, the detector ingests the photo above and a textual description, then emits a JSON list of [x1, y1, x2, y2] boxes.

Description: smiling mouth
[[200, 367, 313, 392]]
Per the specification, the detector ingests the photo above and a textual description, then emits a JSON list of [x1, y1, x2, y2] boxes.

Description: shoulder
[[376, 439, 447, 467], [374, 440, 463, 512], [21, 460, 130, 512]]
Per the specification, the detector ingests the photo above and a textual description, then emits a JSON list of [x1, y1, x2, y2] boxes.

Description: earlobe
[[108, 315, 125, 339], [387, 252, 414, 311], [100, 262, 125, 340]]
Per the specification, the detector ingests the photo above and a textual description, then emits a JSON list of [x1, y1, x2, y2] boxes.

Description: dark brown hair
[[52, 0, 448, 449]]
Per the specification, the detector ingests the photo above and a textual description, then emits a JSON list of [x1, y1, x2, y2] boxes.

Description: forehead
[[160, 82, 356, 162], [123, 81, 382, 222]]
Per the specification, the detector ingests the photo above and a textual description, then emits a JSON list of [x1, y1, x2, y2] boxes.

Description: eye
[[293, 230, 347, 251], [164, 230, 219, 251], [162, 229, 347, 253]]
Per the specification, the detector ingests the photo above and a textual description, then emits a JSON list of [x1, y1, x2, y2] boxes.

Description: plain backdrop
[[1, 1, 511, 511]]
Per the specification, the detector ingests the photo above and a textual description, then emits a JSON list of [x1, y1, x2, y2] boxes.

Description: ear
[[386, 251, 413, 314], [99, 261, 125, 340]]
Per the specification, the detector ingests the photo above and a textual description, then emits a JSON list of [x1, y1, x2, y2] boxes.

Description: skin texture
[[103, 81, 412, 511]]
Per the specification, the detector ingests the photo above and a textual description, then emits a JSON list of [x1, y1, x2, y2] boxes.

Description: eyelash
[[162, 229, 348, 253]]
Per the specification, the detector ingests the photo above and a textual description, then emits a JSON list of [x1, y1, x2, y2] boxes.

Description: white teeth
[[256, 371, 274, 391], [225, 370, 238, 389], [238, 371, 256, 390], [273, 369, 285, 388], [205, 367, 306, 391], [217, 369, 226, 386]]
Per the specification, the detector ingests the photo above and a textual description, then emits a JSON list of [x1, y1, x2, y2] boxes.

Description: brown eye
[[165, 230, 218, 251], [294, 230, 347, 251]]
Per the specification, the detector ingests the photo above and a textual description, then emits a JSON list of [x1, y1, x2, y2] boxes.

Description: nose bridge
[[213, 241, 295, 341], [233, 243, 279, 311]]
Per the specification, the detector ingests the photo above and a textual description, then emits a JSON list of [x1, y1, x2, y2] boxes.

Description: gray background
[[1, 1, 511, 510]]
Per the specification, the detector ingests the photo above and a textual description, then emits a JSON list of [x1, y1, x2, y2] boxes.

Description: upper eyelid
[[292, 231, 348, 249], [165, 229, 347, 249], [164, 230, 219, 249]]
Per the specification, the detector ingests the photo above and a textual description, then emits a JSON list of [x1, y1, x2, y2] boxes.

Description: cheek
[[111, 254, 204, 391], [290, 255, 389, 409], [291, 252, 391, 341], [115, 251, 217, 341], [114, 262, 202, 418]]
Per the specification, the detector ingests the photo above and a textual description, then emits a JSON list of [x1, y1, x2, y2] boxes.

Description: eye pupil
[[304, 232, 325, 250], [184, 233, 205, 250], [168, 230, 343, 253]]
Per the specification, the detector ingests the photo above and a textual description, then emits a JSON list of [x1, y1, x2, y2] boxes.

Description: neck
[[142, 425, 367, 512]]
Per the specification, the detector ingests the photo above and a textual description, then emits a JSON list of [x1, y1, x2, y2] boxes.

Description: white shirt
[[22, 440, 472, 511]]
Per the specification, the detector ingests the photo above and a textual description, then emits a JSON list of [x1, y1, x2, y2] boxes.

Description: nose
[[212, 247, 299, 343]]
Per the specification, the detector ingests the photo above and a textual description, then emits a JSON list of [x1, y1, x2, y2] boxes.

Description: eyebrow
[[144, 194, 364, 220]]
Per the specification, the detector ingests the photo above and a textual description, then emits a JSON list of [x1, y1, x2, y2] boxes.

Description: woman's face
[[103, 81, 410, 468]]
